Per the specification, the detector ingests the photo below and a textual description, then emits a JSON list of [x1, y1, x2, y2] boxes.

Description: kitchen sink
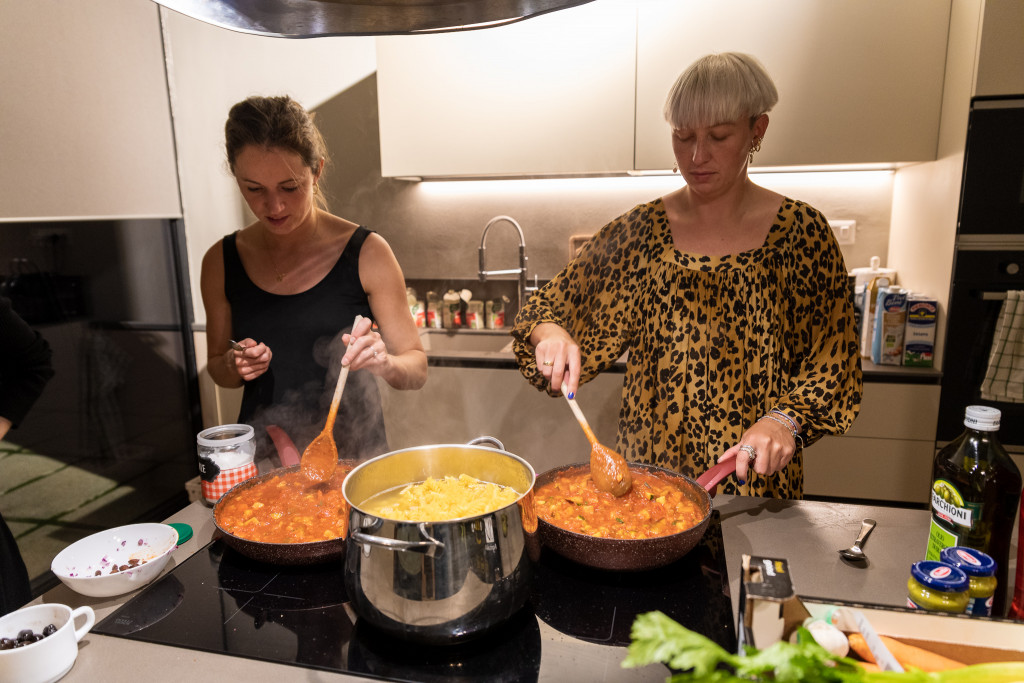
[[418, 329, 514, 354]]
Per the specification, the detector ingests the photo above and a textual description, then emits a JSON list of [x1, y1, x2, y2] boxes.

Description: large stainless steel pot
[[342, 439, 537, 644]]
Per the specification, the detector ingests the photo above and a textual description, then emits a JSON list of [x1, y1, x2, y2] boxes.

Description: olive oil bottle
[[926, 405, 1022, 616]]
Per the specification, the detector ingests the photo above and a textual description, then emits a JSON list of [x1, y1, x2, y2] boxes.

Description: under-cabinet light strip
[[415, 170, 894, 197]]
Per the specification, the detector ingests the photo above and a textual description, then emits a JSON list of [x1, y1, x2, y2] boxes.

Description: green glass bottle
[[925, 405, 1022, 616]]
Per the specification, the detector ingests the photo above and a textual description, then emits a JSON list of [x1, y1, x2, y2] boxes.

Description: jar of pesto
[[940, 547, 997, 616], [907, 561, 969, 613]]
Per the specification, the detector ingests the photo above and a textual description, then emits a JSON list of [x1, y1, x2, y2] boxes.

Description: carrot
[[847, 632, 965, 672], [848, 633, 876, 664]]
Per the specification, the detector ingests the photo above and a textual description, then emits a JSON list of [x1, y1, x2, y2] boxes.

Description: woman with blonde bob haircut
[[512, 52, 861, 500], [664, 52, 779, 132]]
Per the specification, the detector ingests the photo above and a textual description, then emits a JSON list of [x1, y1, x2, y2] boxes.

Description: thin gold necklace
[[262, 229, 287, 282], [262, 211, 319, 283]]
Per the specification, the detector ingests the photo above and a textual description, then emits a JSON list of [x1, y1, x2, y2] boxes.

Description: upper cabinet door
[[0, 0, 181, 220], [635, 0, 951, 170], [376, 1, 637, 178]]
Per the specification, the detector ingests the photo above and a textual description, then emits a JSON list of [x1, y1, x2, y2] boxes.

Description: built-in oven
[[957, 96, 1024, 238], [937, 247, 1024, 451], [938, 95, 1024, 452]]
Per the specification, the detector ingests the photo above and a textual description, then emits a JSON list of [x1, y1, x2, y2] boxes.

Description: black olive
[[42, 624, 57, 637], [0, 637, 14, 650], [17, 629, 34, 642]]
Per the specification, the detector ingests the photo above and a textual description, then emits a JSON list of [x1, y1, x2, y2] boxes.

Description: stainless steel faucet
[[478, 215, 538, 315]]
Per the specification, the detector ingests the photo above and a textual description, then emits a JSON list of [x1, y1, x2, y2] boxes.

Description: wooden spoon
[[560, 382, 632, 496], [301, 315, 362, 482]]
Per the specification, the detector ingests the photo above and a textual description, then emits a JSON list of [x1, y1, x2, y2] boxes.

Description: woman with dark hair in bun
[[201, 95, 426, 463]]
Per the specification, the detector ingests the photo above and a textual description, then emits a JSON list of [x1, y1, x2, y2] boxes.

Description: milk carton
[[870, 286, 908, 365], [903, 296, 938, 367]]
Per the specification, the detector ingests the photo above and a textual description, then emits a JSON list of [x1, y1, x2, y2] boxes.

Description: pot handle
[[696, 460, 737, 497], [351, 523, 444, 555], [467, 435, 505, 451]]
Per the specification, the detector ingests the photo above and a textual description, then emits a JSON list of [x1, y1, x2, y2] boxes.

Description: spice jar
[[907, 560, 969, 613], [940, 546, 997, 616], [197, 424, 257, 505]]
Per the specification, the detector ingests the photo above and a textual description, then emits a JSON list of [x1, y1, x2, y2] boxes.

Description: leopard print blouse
[[512, 197, 863, 499]]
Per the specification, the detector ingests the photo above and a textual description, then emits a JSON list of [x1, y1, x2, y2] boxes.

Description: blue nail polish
[[567, 392, 575, 400], [737, 479, 745, 486]]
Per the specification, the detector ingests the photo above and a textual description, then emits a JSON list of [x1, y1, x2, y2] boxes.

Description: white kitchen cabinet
[[376, 0, 637, 178], [376, 0, 951, 177], [975, 0, 1024, 97], [804, 382, 941, 503], [0, 0, 181, 219], [635, 0, 951, 170]]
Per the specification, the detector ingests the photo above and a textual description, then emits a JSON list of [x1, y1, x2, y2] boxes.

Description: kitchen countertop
[[30, 494, 986, 682]]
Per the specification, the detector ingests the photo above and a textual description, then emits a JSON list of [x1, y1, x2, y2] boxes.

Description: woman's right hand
[[530, 323, 581, 396], [227, 338, 272, 382]]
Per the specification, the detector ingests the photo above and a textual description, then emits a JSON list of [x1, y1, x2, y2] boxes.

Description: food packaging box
[[737, 555, 811, 650], [803, 599, 1024, 665], [738, 554, 1024, 664], [870, 286, 908, 365], [903, 296, 938, 367], [859, 275, 893, 359]]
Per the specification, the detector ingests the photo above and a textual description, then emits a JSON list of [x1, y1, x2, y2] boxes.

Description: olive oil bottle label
[[926, 518, 960, 560], [930, 479, 974, 526], [925, 479, 982, 561]]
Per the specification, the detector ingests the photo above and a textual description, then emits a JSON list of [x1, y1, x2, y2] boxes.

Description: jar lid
[[197, 424, 254, 448], [939, 546, 997, 576], [910, 560, 969, 592], [168, 522, 193, 545], [964, 405, 1000, 431]]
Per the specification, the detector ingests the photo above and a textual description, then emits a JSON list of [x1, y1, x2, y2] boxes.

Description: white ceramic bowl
[[0, 603, 95, 683], [50, 523, 179, 598]]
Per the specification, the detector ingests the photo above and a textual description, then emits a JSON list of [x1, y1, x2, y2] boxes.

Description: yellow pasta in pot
[[360, 474, 520, 521]]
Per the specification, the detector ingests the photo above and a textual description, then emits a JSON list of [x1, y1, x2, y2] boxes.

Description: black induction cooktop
[[95, 512, 734, 682]]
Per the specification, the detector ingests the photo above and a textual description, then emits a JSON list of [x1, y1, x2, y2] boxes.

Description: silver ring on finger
[[739, 444, 757, 462], [373, 347, 379, 357]]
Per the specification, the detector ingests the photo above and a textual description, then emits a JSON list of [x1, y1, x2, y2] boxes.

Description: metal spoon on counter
[[839, 518, 877, 562]]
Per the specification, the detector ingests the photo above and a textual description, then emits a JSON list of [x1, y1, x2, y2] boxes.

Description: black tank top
[[222, 227, 388, 461]]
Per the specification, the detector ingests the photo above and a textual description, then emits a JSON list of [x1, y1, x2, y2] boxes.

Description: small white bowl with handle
[[0, 602, 95, 683]]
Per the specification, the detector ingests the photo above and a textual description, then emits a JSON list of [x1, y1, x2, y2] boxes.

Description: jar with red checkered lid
[[197, 424, 256, 505]]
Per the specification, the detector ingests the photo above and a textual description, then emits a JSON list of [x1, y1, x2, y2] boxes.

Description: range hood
[[152, 0, 596, 37]]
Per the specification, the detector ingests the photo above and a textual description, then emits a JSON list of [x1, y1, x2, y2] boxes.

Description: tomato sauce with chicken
[[535, 468, 703, 540], [216, 464, 353, 544]]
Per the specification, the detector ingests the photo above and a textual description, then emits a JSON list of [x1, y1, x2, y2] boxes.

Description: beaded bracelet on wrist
[[758, 414, 805, 450], [769, 408, 801, 434]]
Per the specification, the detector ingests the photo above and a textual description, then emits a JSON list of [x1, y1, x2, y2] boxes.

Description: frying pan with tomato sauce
[[213, 462, 356, 565], [534, 461, 734, 571]]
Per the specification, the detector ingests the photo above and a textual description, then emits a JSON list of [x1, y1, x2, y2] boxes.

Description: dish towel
[[980, 290, 1024, 403]]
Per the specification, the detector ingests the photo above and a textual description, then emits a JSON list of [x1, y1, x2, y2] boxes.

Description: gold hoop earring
[[313, 184, 320, 196], [748, 137, 762, 164]]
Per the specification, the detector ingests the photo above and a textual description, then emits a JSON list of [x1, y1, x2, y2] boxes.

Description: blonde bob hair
[[663, 52, 778, 130]]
